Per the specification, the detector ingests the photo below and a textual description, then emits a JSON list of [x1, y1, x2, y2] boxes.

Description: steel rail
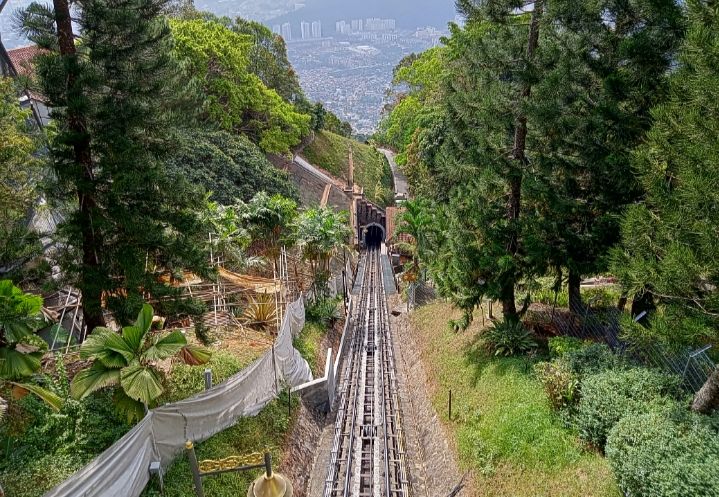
[[323, 248, 412, 497]]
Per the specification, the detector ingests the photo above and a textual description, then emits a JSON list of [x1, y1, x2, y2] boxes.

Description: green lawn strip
[[412, 303, 619, 497], [164, 350, 261, 403], [300, 131, 393, 206], [143, 393, 297, 497], [293, 322, 327, 376]]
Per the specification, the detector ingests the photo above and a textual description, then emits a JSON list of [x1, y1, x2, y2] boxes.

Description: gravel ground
[[279, 400, 328, 497]]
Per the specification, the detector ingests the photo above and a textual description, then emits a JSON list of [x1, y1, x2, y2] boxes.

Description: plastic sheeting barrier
[[42, 296, 312, 497]]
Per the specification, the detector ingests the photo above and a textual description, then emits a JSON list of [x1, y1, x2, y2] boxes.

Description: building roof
[[7, 44, 42, 77]]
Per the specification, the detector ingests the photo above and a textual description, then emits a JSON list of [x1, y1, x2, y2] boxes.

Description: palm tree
[[240, 192, 298, 271], [395, 198, 432, 281], [71, 303, 210, 422], [0, 280, 62, 419], [295, 208, 351, 296]]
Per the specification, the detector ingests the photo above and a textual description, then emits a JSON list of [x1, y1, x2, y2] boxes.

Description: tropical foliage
[[169, 18, 311, 154], [0, 280, 62, 416], [295, 208, 350, 293], [0, 78, 43, 281], [166, 130, 297, 205], [71, 304, 210, 422]]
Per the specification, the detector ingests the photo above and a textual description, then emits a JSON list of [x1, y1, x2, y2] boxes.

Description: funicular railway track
[[324, 248, 411, 497]]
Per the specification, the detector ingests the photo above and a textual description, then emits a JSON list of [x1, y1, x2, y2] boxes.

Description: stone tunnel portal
[[364, 223, 385, 248]]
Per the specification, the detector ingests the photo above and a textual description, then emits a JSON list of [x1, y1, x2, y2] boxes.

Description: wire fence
[[538, 304, 716, 393]]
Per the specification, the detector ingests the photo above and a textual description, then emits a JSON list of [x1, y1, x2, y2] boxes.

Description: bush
[[563, 342, 624, 377], [534, 361, 580, 410], [306, 297, 341, 327], [606, 411, 719, 497], [547, 336, 586, 358], [573, 368, 681, 449], [484, 321, 538, 357], [165, 351, 245, 402], [0, 388, 128, 497]]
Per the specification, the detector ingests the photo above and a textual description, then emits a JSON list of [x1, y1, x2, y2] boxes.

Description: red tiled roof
[[7, 44, 43, 77]]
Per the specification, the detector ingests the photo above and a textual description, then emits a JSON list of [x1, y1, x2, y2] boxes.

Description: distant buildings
[[281, 22, 292, 41], [365, 18, 396, 31], [312, 21, 322, 39], [301, 21, 311, 40], [336, 20, 350, 35], [335, 18, 396, 35]]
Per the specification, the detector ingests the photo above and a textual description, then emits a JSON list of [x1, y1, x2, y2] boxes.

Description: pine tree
[[612, 0, 719, 414], [524, 0, 684, 313], [430, 1, 544, 323], [22, 0, 210, 325]]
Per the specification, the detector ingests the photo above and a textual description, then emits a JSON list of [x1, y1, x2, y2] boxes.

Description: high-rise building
[[301, 21, 311, 40], [351, 19, 364, 32], [272, 25, 281, 35], [365, 18, 396, 31], [281, 22, 292, 41], [311, 21, 322, 39]]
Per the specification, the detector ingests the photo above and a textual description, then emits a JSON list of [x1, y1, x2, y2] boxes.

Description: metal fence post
[[203, 369, 212, 390], [185, 440, 205, 497]]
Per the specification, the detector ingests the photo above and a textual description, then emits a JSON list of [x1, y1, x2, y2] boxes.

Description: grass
[[300, 130, 394, 206], [293, 321, 326, 376], [411, 302, 620, 497], [142, 392, 298, 497]]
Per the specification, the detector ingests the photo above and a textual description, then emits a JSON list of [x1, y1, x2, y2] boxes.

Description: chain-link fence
[[537, 304, 716, 393]]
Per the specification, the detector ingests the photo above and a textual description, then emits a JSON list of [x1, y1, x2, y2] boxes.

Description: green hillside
[[300, 131, 394, 206]]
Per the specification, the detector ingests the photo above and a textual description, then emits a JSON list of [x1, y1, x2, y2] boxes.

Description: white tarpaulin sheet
[[42, 296, 312, 497]]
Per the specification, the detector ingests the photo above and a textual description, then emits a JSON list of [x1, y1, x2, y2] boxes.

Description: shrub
[[573, 368, 681, 449], [306, 297, 341, 327], [606, 411, 719, 497], [534, 286, 570, 308], [563, 342, 624, 377], [484, 321, 538, 357], [534, 361, 580, 410], [547, 336, 586, 358], [165, 351, 245, 402]]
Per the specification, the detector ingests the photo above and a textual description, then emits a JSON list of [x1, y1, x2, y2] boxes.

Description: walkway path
[[379, 148, 409, 201]]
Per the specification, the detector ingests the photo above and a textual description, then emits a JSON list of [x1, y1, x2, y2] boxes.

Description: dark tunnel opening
[[364, 225, 385, 248]]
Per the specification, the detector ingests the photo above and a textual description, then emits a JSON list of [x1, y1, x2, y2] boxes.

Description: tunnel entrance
[[364, 224, 385, 248]]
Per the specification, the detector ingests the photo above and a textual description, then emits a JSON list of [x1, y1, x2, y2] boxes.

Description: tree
[[0, 77, 43, 281], [22, 0, 211, 325], [166, 130, 298, 205], [611, 0, 719, 414], [524, 0, 684, 313], [394, 198, 433, 280], [230, 18, 305, 105], [0, 280, 63, 417], [71, 303, 210, 422], [169, 18, 311, 154], [417, 2, 544, 324], [295, 208, 350, 295], [240, 192, 298, 270]]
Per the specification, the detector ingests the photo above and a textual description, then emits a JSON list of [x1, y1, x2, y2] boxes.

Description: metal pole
[[264, 452, 273, 478], [203, 369, 213, 390], [185, 441, 205, 497]]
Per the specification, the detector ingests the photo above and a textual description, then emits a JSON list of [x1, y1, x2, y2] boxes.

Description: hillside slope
[[299, 131, 394, 206]]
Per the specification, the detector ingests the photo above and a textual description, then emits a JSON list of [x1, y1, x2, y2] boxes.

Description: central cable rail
[[323, 248, 411, 497]]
